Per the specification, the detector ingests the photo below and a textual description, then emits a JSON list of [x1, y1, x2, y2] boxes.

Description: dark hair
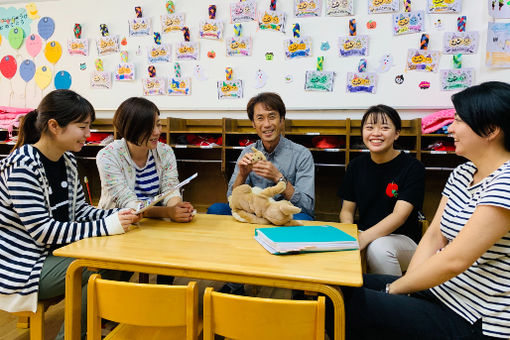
[[361, 104, 402, 132], [13, 89, 95, 150], [452, 81, 510, 151], [114, 97, 160, 145], [246, 92, 286, 121]]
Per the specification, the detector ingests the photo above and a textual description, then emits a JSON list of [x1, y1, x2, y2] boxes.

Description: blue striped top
[[134, 153, 160, 201], [430, 161, 510, 338]]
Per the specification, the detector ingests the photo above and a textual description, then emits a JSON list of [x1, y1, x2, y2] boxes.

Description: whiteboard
[[0, 0, 509, 111]]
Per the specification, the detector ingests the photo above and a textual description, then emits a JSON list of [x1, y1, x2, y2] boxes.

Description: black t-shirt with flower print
[[338, 152, 425, 244]]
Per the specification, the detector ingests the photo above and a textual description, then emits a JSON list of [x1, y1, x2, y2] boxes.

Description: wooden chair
[[87, 274, 201, 340], [203, 287, 325, 340], [13, 295, 63, 340]]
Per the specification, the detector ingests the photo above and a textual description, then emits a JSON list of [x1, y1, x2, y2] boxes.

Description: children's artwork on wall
[[115, 63, 135, 81], [392, 11, 425, 36], [67, 38, 88, 56], [295, 0, 322, 17], [128, 17, 152, 37], [376, 53, 394, 72], [304, 70, 335, 91], [284, 36, 312, 59], [230, 0, 257, 23], [143, 77, 166, 95], [38, 16, 54, 40], [176, 41, 199, 60], [254, 69, 267, 89], [90, 71, 111, 89], [54, 70, 72, 90], [406, 49, 441, 72], [346, 72, 377, 93], [489, 0, 510, 18], [440, 68, 474, 90], [35, 65, 52, 90], [199, 19, 223, 40], [168, 77, 192, 95], [368, 0, 399, 14], [19, 59, 35, 82], [326, 0, 353, 16], [161, 13, 185, 33], [96, 36, 120, 56], [0, 6, 33, 38], [217, 80, 243, 99], [44, 41, 62, 64], [226, 36, 252, 56], [8, 26, 24, 49], [147, 44, 172, 63], [426, 0, 462, 14], [443, 31, 479, 55], [486, 22, 510, 67], [259, 10, 286, 33], [193, 64, 208, 80], [26, 34, 42, 58], [338, 35, 369, 57]]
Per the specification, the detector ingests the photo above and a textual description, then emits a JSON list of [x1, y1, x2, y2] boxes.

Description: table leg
[[64, 260, 84, 340]]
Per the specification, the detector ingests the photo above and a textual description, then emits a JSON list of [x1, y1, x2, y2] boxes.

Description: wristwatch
[[277, 176, 288, 184], [385, 283, 391, 294]]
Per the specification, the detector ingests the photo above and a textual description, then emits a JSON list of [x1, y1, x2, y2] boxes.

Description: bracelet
[[385, 283, 391, 294]]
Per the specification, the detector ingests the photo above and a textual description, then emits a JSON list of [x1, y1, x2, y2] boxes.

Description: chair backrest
[[203, 287, 325, 340], [87, 274, 198, 340]]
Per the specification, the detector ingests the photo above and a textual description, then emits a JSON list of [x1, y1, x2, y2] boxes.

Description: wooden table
[[54, 214, 362, 340]]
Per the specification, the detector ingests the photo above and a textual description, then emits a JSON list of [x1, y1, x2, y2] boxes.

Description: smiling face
[[362, 112, 400, 156], [252, 102, 284, 152], [447, 114, 484, 160], [142, 117, 162, 150], [55, 116, 92, 153]]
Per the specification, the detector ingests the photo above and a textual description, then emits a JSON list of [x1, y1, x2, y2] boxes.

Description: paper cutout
[[265, 52, 274, 60], [19, 59, 35, 82], [143, 77, 166, 95], [419, 81, 430, 89], [95, 58, 103, 72], [80, 63, 86, 71], [346, 72, 377, 93], [368, 0, 399, 13], [338, 35, 369, 57], [199, 19, 224, 40], [129, 17, 152, 37], [284, 36, 312, 59], [168, 77, 192, 95], [440, 68, 474, 91], [90, 71, 112, 89], [376, 54, 394, 72], [392, 11, 425, 36], [207, 50, 216, 58], [96, 35, 120, 56], [295, 0, 322, 17], [115, 63, 135, 81], [161, 13, 185, 33], [26, 34, 42, 58], [217, 80, 243, 99], [443, 31, 479, 55], [366, 20, 377, 29], [489, 0, 510, 18], [35, 65, 52, 90], [44, 41, 62, 64], [434, 19, 444, 30], [230, 0, 257, 23], [67, 38, 89, 56], [121, 37, 127, 45], [193, 64, 207, 80], [226, 36, 252, 57], [486, 22, 510, 68], [254, 69, 267, 89], [284, 74, 293, 83], [8, 26, 24, 49], [395, 74, 404, 84], [305, 70, 335, 91], [176, 41, 199, 60], [406, 49, 441, 72], [147, 44, 172, 63], [326, 0, 353, 16], [426, 0, 462, 13], [0, 55, 17, 79], [259, 10, 286, 33], [321, 41, 330, 51], [38, 17, 55, 40], [25, 3, 40, 20], [54, 70, 72, 89], [0, 7, 32, 39]]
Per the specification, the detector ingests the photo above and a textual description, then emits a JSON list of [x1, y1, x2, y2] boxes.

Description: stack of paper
[[254, 225, 359, 255]]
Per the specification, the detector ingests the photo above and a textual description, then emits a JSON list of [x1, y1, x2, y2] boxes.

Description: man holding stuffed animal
[[208, 92, 315, 220]]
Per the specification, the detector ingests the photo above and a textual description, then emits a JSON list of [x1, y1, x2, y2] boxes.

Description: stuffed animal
[[228, 181, 303, 226], [250, 146, 266, 163]]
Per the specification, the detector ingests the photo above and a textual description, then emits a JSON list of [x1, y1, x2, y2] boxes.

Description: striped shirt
[[430, 161, 510, 338], [134, 153, 160, 201]]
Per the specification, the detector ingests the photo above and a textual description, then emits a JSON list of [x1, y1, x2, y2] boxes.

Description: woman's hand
[[118, 209, 142, 231], [168, 201, 195, 222]]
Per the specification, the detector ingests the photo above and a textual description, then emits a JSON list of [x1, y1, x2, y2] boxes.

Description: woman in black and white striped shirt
[[333, 81, 510, 339]]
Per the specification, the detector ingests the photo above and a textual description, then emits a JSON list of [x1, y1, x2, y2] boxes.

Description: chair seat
[[104, 320, 203, 340]]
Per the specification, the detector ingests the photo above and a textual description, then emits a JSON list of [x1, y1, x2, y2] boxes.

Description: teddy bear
[[228, 181, 303, 226]]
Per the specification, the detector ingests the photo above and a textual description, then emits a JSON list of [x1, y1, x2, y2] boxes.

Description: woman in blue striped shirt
[[332, 81, 510, 339]]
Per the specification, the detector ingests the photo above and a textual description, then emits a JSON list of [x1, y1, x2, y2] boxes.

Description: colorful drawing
[[254, 69, 267, 89], [168, 77, 191, 95], [406, 49, 441, 72], [259, 10, 286, 33], [489, 0, 510, 18], [486, 22, 510, 68], [199, 19, 223, 40], [440, 68, 474, 91], [392, 11, 425, 36], [115, 63, 135, 81], [176, 41, 199, 60], [326, 0, 353, 16], [143, 77, 166, 95], [217, 80, 243, 99], [147, 44, 172, 63], [0, 7, 32, 39], [284, 37, 312, 59], [230, 0, 257, 23], [443, 31, 479, 55], [305, 70, 335, 91], [67, 38, 88, 56], [376, 54, 395, 73], [426, 0, 462, 13], [96, 35, 120, 56], [368, 0, 399, 14], [295, 0, 322, 17], [90, 71, 111, 89], [226, 36, 252, 57], [346, 72, 377, 93], [128, 17, 152, 37], [161, 13, 185, 33], [338, 35, 369, 57]]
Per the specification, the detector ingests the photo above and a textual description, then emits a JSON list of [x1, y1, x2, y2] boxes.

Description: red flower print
[[386, 182, 398, 198]]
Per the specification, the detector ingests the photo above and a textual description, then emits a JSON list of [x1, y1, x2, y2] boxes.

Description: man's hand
[[168, 201, 195, 222], [252, 160, 282, 182], [237, 153, 254, 177]]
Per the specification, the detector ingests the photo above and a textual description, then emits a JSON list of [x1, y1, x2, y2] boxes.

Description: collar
[[256, 136, 287, 158]]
